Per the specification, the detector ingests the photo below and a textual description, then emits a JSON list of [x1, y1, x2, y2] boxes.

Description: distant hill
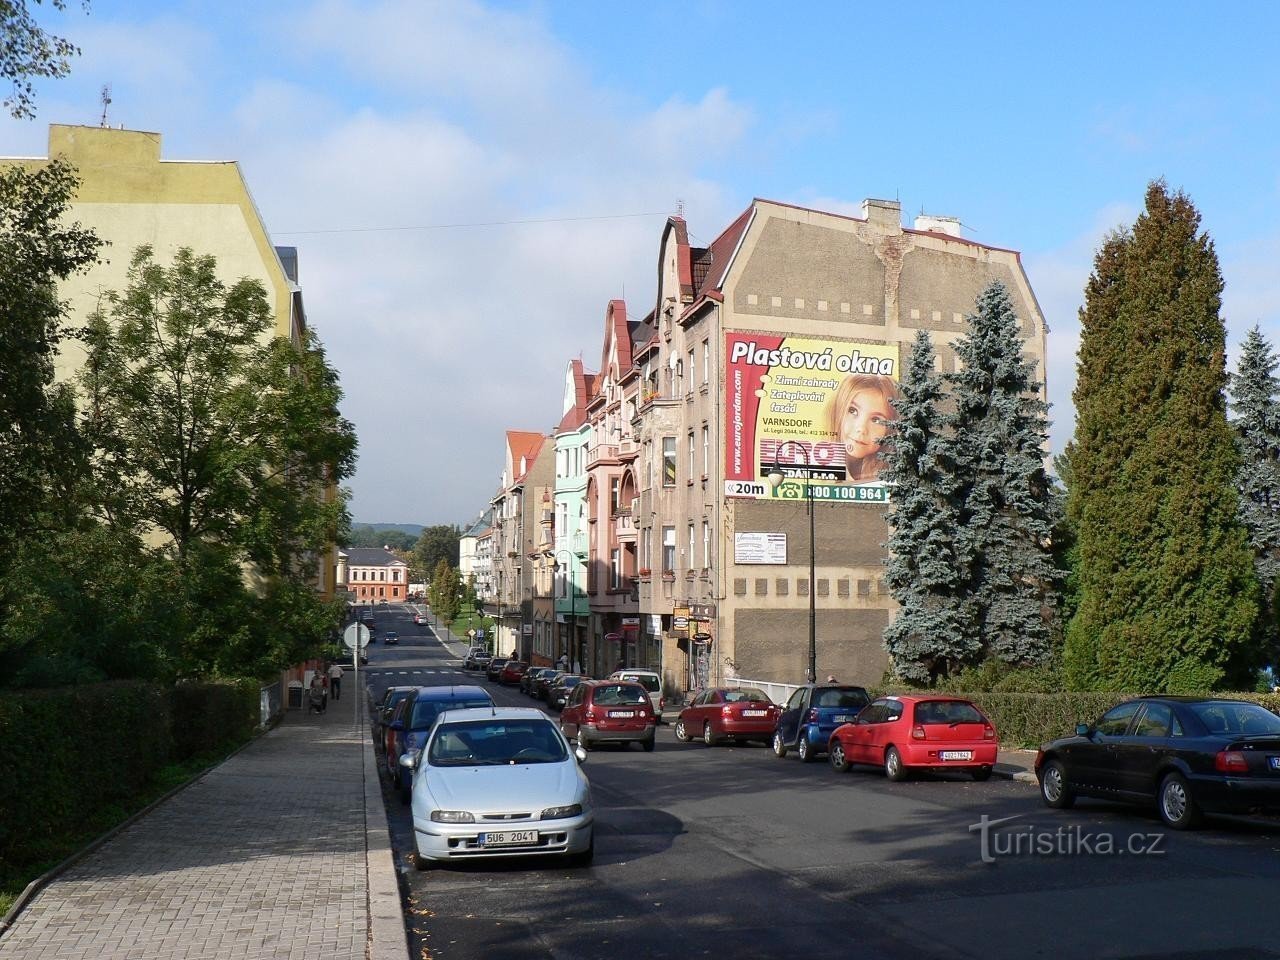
[[352, 522, 424, 537]]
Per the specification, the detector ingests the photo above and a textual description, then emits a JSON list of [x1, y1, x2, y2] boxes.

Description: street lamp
[[552, 549, 581, 674], [766, 441, 817, 685]]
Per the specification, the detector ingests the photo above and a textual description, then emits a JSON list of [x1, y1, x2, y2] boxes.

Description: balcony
[[613, 511, 636, 542]]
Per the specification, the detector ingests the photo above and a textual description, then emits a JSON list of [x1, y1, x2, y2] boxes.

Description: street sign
[[467, 628, 477, 638], [342, 623, 371, 649]]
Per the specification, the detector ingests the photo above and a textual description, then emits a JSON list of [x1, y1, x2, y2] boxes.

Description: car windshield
[[620, 674, 661, 693], [592, 684, 648, 705], [427, 719, 569, 766], [814, 689, 870, 709], [560, 676, 583, 688], [1188, 701, 1280, 736], [724, 688, 771, 703], [914, 700, 984, 724], [410, 699, 491, 730]]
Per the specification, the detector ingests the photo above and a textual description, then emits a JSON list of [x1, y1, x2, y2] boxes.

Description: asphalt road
[[358, 604, 1280, 960]]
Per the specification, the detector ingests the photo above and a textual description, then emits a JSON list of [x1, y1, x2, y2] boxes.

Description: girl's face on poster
[[839, 387, 893, 460]]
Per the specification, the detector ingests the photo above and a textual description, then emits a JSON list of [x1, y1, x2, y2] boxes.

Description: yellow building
[[2, 123, 340, 599]]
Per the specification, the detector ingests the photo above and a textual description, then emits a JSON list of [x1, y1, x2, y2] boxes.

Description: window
[[702, 339, 710, 384], [686, 350, 695, 392], [610, 549, 621, 589], [379, 586, 385, 597], [392, 570, 401, 582], [688, 432, 695, 480], [688, 523, 695, 571], [644, 527, 652, 570], [662, 526, 675, 572], [1133, 703, 1172, 738], [610, 478, 620, 514], [701, 425, 709, 477], [675, 358, 684, 395], [1095, 702, 1141, 737], [702, 521, 710, 567], [662, 437, 676, 486]]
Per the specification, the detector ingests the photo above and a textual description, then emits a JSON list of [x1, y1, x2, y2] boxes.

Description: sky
[[5, 1, 1280, 526]]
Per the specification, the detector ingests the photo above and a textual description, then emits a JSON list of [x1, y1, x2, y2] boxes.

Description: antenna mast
[[99, 84, 112, 127]]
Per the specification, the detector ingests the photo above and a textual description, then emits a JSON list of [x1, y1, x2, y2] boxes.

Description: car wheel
[[411, 849, 433, 872], [1039, 759, 1075, 809], [772, 731, 788, 758], [830, 742, 850, 773], [972, 766, 992, 782], [566, 832, 594, 868], [1158, 772, 1203, 830], [797, 733, 815, 763], [642, 733, 656, 753], [674, 719, 691, 742], [884, 745, 908, 782], [703, 721, 719, 746]]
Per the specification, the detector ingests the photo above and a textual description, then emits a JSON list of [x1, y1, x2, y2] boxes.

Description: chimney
[[861, 198, 901, 229], [913, 214, 963, 238]]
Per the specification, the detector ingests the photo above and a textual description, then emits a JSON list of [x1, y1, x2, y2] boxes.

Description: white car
[[400, 707, 593, 868], [608, 669, 665, 722]]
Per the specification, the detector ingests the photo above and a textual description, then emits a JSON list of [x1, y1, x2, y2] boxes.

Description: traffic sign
[[467, 628, 477, 638], [343, 623, 371, 649]]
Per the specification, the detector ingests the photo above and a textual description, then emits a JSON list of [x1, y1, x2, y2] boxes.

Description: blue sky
[[6, 1, 1280, 524]]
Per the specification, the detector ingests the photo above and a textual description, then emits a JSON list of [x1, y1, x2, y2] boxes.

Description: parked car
[[560, 680, 657, 751], [533, 670, 566, 702], [548, 675, 587, 712], [522, 667, 555, 696], [383, 630, 400, 646], [1036, 696, 1280, 829], [464, 648, 492, 671], [828, 695, 997, 781], [386, 685, 494, 801], [675, 687, 780, 746], [413, 613, 423, 625], [398, 706, 593, 869], [499, 660, 528, 685], [772, 684, 871, 762], [608, 669, 665, 723], [372, 685, 418, 740], [485, 658, 509, 682]]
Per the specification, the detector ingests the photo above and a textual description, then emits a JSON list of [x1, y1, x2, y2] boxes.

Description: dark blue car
[[388, 685, 493, 801], [772, 684, 871, 762]]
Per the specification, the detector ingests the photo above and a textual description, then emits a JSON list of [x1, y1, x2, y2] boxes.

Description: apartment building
[[552, 360, 594, 672]]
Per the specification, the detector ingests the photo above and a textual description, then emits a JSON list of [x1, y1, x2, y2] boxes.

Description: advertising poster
[[724, 332, 899, 503]]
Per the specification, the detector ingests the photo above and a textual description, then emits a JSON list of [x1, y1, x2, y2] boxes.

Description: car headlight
[[540, 804, 582, 820], [430, 810, 475, 823]]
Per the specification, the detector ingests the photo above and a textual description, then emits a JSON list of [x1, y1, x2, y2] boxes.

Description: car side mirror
[[1076, 722, 1092, 738], [574, 746, 588, 764], [399, 753, 417, 770]]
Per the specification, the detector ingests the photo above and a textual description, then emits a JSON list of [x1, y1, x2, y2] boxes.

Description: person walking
[[308, 673, 327, 714], [328, 661, 344, 700]]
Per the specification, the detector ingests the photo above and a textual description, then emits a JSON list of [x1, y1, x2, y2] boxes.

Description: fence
[[724, 677, 804, 706]]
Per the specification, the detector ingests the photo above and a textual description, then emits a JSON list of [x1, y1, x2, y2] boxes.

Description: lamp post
[[767, 441, 817, 685], [552, 549, 580, 674]]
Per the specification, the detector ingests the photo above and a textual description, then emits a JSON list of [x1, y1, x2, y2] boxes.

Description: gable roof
[[343, 547, 406, 566], [507, 430, 547, 483], [599, 299, 633, 378], [555, 358, 595, 433]]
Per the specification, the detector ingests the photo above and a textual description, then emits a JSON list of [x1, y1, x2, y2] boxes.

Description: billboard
[[724, 332, 900, 503]]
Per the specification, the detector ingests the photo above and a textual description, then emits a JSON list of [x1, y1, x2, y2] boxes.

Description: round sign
[[343, 623, 371, 649]]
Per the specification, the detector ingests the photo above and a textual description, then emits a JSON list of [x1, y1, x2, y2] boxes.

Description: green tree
[[0, 159, 101, 557], [348, 526, 417, 551], [2, 1, 87, 119], [1228, 325, 1280, 663], [1064, 181, 1259, 692], [427, 560, 461, 624], [882, 330, 975, 682], [413, 525, 461, 583], [79, 245, 356, 576], [948, 281, 1061, 669]]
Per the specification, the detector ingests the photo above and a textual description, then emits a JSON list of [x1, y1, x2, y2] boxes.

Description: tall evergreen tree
[[948, 281, 1061, 669], [1228, 325, 1280, 660], [882, 330, 975, 682], [1065, 181, 1259, 692]]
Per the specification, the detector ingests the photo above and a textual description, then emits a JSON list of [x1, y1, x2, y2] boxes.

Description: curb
[[0, 728, 267, 938], [362, 687, 410, 960]]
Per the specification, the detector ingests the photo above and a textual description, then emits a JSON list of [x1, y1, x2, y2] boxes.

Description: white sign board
[[342, 623, 371, 649], [734, 532, 787, 565]]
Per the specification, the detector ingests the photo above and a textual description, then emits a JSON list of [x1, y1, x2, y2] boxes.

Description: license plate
[[742, 709, 768, 717], [940, 750, 973, 761], [833, 715, 852, 723], [1270, 756, 1280, 771], [478, 830, 539, 847], [609, 710, 635, 718]]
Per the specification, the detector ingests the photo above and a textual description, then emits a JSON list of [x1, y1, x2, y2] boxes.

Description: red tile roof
[[507, 430, 547, 483], [555, 359, 595, 433], [600, 299, 633, 378]]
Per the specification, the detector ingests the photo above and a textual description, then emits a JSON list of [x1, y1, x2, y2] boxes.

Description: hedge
[[883, 690, 1280, 748], [0, 678, 260, 878]]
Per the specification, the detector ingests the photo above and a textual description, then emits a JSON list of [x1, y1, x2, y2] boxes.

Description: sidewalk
[[0, 686, 405, 960], [994, 748, 1039, 783]]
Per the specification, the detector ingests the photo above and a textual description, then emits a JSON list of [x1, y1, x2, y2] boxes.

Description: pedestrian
[[557, 652, 569, 672], [328, 661, 344, 701], [510, 648, 518, 661], [308, 672, 327, 714]]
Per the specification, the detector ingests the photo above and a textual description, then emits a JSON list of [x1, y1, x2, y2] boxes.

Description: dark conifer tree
[[882, 331, 976, 683], [947, 281, 1061, 668], [1065, 182, 1259, 692]]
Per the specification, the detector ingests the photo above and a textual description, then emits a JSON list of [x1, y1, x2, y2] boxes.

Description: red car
[[559, 680, 657, 751], [499, 660, 528, 685], [674, 687, 780, 746], [828, 695, 998, 781]]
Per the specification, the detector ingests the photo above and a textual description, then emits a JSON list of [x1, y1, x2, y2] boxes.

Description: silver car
[[400, 707, 593, 868]]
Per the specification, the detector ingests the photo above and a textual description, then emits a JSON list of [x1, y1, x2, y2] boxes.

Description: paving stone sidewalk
[[0, 687, 382, 960]]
